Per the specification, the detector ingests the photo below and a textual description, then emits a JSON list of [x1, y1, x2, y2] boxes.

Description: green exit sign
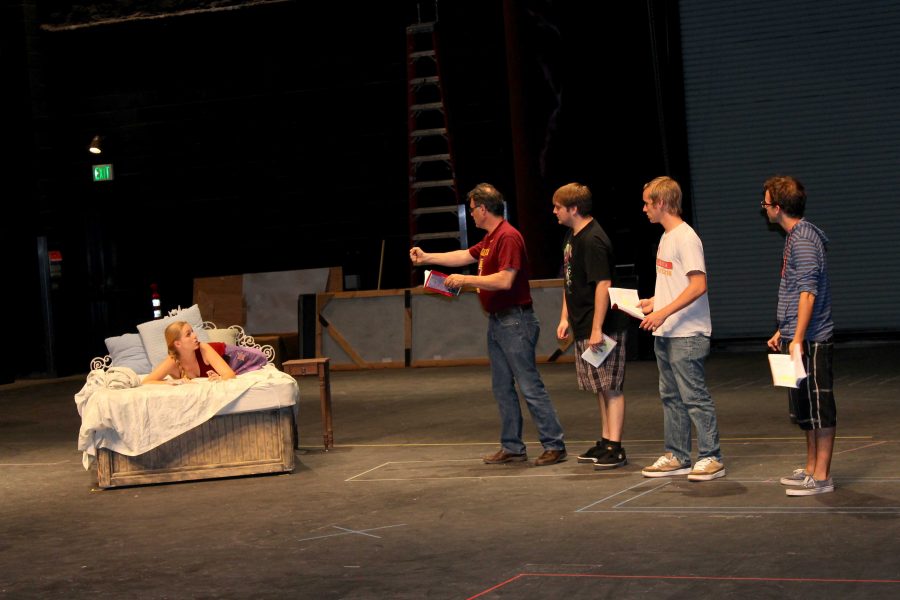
[[92, 164, 114, 182]]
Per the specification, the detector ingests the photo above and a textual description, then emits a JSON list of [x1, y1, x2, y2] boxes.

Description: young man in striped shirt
[[763, 175, 836, 496]]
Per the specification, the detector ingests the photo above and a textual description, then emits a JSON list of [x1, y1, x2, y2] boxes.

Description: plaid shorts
[[574, 331, 627, 393], [782, 338, 836, 430]]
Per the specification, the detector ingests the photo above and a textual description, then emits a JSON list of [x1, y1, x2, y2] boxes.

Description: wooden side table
[[282, 358, 333, 450]]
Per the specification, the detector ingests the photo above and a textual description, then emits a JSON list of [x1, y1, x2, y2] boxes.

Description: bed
[[76, 314, 300, 489]]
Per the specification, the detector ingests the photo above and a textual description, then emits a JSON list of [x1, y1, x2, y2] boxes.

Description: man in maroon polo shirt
[[410, 182, 567, 466]]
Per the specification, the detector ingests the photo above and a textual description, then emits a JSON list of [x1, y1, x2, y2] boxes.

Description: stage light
[[88, 135, 102, 154]]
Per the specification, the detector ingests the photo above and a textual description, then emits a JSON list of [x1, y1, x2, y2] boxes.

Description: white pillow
[[104, 333, 153, 374], [137, 304, 208, 368], [205, 327, 238, 346]]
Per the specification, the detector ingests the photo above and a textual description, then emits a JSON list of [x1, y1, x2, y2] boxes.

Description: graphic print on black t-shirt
[[563, 220, 629, 338]]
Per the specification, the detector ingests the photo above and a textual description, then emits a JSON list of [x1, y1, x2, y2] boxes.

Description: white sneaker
[[641, 452, 691, 478], [780, 468, 809, 486], [687, 456, 726, 481]]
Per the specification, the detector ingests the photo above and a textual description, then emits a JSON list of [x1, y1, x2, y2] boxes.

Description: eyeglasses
[[760, 201, 775, 208], [469, 204, 484, 215]]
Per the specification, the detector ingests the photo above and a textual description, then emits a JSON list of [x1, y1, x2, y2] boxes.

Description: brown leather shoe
[[482, 449, 528, 464], [534, 449, 567, 466]]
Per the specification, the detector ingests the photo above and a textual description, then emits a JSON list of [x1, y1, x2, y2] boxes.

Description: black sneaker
[[593, 445, 627, 470], [577, 442, 606, 464]]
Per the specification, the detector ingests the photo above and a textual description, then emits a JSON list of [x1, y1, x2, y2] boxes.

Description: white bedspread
[[75, 365, 298, 469]]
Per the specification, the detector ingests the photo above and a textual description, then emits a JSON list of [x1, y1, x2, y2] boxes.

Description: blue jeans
[[487, 308, 565, 453], [654, 335, 721, 465]]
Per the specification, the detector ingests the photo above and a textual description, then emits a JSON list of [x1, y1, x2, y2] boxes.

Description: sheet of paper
[[580, 336, 618, 368], [768, 347, 807, 388], [608, 287, 644, 320]]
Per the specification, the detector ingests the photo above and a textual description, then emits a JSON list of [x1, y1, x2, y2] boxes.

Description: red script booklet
[[424, 269, 461, 297]]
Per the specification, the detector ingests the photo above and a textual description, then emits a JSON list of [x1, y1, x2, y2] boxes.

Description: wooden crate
[[96, 407, 295, 489]]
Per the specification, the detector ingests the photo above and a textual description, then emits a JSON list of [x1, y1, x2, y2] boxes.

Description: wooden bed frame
[[97, 407, 295, 489], [91, 323, 297, 489]]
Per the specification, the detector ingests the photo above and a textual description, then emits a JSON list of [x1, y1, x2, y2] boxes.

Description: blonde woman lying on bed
[[142, 321, 236, 384]]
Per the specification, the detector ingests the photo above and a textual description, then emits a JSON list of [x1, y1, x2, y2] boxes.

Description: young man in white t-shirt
[[637, 176, 725, 481]]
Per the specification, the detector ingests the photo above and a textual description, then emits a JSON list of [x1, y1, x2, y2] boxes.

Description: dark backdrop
[[2, 0, 685, 377]]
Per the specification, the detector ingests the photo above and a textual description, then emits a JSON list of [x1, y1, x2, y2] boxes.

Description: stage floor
[[2, 342, 899, 599]]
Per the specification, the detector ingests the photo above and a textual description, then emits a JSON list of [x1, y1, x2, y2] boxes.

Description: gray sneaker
[[786, 475, 835, 496], [780, 468, 810, 486]]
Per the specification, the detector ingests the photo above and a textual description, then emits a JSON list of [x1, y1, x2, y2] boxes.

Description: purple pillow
[[224, 344, 269, 375]]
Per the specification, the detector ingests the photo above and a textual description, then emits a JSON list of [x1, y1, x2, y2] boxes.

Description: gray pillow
[[104, 333, 153, 374]]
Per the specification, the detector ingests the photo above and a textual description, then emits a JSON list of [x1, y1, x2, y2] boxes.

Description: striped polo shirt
[[776, 219, 834, 341]]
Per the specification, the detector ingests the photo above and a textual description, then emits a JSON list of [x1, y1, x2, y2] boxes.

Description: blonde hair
[[164, 320, 190, 378], [643, 176, 682, 216]]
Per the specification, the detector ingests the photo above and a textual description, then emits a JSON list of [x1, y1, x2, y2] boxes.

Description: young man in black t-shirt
[[553, 183, 630, 469]]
